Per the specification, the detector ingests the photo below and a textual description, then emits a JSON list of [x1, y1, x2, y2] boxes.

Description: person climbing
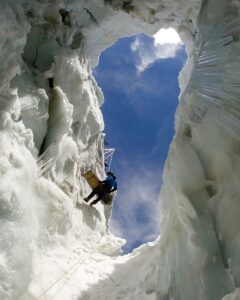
[[84, 171, 117, 206]]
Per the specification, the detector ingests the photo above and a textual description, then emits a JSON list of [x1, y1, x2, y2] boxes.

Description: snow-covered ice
[[1, 0, 240, 299]]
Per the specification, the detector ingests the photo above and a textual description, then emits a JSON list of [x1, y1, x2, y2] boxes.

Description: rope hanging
[[36, 253, 85, 299], [104, 148, 115, 171]]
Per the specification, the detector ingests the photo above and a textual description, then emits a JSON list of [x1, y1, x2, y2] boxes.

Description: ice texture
[[1, 0, 240, 299], [157, 1, 240, 299]]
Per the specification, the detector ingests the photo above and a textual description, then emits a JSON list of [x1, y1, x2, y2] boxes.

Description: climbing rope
[[104, 148, 115, 172], [49, 256, 85, 300], [36, 251, 85, 299]]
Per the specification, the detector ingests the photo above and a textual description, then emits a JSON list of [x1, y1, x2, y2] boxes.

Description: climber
[[84, 171, 117, 206]]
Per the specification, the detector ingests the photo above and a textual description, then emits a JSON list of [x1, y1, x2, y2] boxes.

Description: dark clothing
[[84, 174, 117, 206], [104, 174, 117, 191], [84, 186, 104, 205]]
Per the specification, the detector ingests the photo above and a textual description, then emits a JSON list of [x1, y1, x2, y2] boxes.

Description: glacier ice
[[1, 0, 240, 299]]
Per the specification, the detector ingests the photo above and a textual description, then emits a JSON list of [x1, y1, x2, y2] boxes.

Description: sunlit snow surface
[[1, 0, 240, 300]]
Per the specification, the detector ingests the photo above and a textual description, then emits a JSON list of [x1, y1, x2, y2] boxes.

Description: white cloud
[[109, 166, 162, 252], [154, 28, 182, 45], [130, 37, 141, 52], [131, 28, 183, 73]]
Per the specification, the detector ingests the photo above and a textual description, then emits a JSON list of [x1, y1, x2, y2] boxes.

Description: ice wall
[[1, 0, 240, 299], [0, 1, 111, 299], [157, 1, 240, 299]]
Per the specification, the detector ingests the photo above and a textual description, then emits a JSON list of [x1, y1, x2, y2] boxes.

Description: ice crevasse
[[1, 0, 240, 299]]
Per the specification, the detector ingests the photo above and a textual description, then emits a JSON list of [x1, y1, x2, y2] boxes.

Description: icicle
[[37, 143, 57, 177], [19, 96, 38, 111], [186, 15, 240, 139]]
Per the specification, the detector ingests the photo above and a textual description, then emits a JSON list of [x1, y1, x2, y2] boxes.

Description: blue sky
[[94, 32, 187, 253]]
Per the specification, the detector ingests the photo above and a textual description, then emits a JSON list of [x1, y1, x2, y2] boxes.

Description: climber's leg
[[90, 195, 102, 206], [84, 190, 96, 202]]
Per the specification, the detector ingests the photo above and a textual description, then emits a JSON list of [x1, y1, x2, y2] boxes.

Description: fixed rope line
[[104, 148, 115, 171], [36, 253, 85, 299], [50, 255, 86, 300]]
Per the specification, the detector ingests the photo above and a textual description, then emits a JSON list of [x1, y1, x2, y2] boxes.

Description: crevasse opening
[[93, 31, 187, 252]]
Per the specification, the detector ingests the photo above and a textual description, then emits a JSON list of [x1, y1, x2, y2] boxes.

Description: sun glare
[[154, 28, 183, 45]]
